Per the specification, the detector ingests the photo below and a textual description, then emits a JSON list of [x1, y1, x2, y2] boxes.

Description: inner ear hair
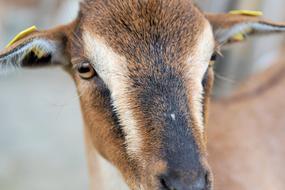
[[0, 21, 78, 69], [21, 50, 52, 67], [206, 13, 285, 45], [0, 38, 57, 66]]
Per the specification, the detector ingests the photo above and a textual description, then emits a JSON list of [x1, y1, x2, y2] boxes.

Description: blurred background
[[0, 0, 285, 190]]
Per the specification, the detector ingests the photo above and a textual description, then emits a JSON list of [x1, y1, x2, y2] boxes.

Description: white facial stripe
[[187, 21, 215, 132], [83, 31, 142, 157]]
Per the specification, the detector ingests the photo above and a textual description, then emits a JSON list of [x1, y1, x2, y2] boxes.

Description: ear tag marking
[[231, 27, 253, 42], [6, 26, 38, 48], [232, 33, 245, 42], [229, 10, 263, 17]]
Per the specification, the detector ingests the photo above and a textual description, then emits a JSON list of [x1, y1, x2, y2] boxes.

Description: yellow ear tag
[[231, 33, 245, 42], [6, 26, 38, 48], [231, 27, 253, 42], [229, 10, 263, 17]]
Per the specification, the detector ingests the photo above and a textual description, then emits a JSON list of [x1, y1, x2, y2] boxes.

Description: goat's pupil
[[78, 64, 91, 73]]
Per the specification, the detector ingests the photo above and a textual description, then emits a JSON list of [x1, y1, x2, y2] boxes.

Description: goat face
[[71, 1, 214, 189]]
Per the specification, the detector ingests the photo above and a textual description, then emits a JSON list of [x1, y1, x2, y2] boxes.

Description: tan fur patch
[[184, 20, 215, 153], [186, 21, 215, 133]]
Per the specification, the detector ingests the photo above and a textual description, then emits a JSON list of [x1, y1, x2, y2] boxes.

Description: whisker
[[214, 72, 236, 84]]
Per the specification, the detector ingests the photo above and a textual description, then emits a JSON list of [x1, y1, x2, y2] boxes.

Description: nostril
[[193, 174, 206, 189], [160, 176, 174, 190], [159, 171, 211, 190], [195, 171, 212, 190], [204, 171, 212, 190]]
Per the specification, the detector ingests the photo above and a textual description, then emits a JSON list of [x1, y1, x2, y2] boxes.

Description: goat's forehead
[[80, 0, 210, 60]]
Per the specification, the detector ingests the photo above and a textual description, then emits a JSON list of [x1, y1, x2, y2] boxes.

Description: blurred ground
[[0, 0, 285, 190]]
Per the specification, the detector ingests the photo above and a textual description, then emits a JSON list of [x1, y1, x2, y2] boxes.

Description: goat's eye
[[77, 63, 96, 79], [209, 53, 218, 67], [210, 53, 217, 62]]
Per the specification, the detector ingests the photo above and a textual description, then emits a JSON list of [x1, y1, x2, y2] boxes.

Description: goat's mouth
[[138, 177, 212, 190], [136, 162, 213, 190]]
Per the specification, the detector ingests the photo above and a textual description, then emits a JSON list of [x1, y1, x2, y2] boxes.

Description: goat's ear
[[206, 11, 285, 45], [0, 23, 74, 74]]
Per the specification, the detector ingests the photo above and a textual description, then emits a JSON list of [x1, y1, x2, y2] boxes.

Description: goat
[[1, 1, 285, 189]]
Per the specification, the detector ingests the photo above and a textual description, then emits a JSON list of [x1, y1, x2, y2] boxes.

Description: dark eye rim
[[210, 53, 217, 61], [202, 68, 209, 88]]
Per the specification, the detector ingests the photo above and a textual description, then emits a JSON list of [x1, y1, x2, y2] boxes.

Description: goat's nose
[[159, 170, 210, 190]]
